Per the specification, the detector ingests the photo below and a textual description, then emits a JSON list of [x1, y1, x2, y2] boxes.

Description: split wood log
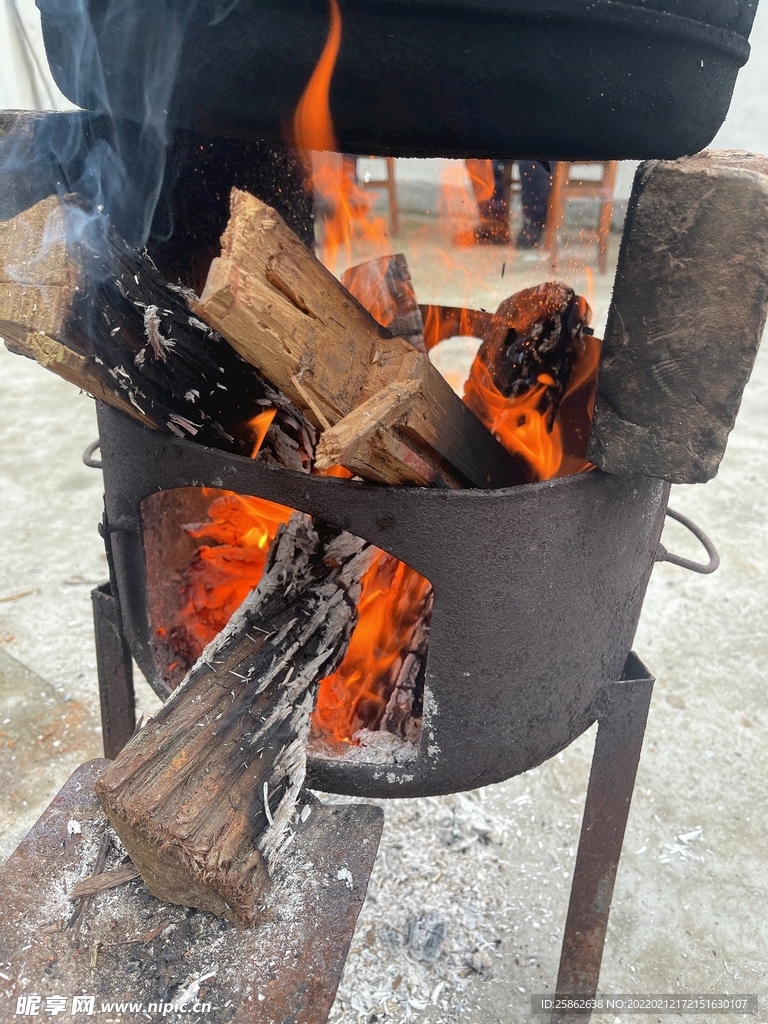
[[313, 381, 443, 486], [588, 151, 768, 484], [95, 515, 373, 928], [0, 194, 315, 469], [192, 189, 530, 488], [342, 254, 425, 352]]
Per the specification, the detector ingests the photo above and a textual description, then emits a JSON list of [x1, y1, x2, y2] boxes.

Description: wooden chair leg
[[596, 161, 618, 274], [386, 156, 399, 236], [543, 161, 569, 259]]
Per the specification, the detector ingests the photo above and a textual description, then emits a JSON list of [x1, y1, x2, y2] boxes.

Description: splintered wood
[[192, 189, 528, 488], [0, 195, 315, 468], [95, 516, 373, 927]]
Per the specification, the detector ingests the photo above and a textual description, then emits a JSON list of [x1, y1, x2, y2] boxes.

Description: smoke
[[1, 0, 258, 250], [25, 0, 197, 247]]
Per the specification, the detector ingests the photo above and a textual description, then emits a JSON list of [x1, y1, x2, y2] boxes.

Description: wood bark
[[588, 151, 768, 484], [192, 189, 529, 488], [95, 515, 373, 927], [0, 194, 315, 469]]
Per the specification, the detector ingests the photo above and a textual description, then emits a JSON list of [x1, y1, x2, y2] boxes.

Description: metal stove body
[[96, 404, 671, 799]]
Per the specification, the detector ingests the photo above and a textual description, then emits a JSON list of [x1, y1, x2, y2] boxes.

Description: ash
[[322, 777, 581, 1024]]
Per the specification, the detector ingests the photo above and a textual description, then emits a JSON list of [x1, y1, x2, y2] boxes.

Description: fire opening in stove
[[141, 487, 433, 762]]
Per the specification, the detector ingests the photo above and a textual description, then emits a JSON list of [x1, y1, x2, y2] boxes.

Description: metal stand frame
[[553, 653, 654, 1022], [91, 582, 135, 759]]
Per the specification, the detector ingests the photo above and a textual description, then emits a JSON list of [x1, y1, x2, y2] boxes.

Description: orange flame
[[245, 408, 277, 458], [292, 0, 391, 272], [464, 332, 602, 480], [422, 303, 481, 351], [176, 490, 294, 652], [171, 488, 431, 744], [313, 552, 432, 742], [292, 0, 341, 157], [465, 159, 496, 204]]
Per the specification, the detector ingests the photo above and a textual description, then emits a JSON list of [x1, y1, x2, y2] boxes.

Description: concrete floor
[[1, 197, 766, 1024]]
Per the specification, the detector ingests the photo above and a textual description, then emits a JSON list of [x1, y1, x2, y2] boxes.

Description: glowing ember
[[292, 0, 391, 272], [175, 490, 294, 653]]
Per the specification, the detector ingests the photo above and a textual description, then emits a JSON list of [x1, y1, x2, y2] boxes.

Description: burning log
[[588, 151, 768, 484], [95, 515, 373, 927], [0, 194, 315, 469], [341, 254, 426, 352], [464, 283, 599, 479], [192, 189, 530, 488], [420, 304, 494, 350]]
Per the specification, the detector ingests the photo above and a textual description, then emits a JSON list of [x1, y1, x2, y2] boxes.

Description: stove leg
[[92, 583, 136, 759], [552, 655, 654, 1023]]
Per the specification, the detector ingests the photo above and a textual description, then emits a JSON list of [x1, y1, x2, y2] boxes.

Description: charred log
[[467, 283, 592, 428], [342, 254, 426, 352], [0, 194, 315, 469], [95, 515, 373, 927]]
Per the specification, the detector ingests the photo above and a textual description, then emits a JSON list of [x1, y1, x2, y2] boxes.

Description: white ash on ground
[[323, 774, 590, 1024]]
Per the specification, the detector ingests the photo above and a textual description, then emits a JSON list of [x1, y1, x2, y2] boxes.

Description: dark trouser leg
[[517, 160, 553, 248], [467, 159, 510, 243]]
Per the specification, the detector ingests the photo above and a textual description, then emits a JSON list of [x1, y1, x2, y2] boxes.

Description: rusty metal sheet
[[0, 760, 383, 1024]]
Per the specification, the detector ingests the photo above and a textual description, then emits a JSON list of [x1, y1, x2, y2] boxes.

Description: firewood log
[[463, 283, 598, 479], [342, 254, 425, 352], [0, 194, 314, 469], [466, 283, 592, 424], [192, 189, 530, 488], [95, 515, 373, 927]]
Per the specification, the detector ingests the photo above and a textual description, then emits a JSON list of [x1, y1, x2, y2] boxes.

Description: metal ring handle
[[82, 439, 102, 469], [655, 507, 720, 574]]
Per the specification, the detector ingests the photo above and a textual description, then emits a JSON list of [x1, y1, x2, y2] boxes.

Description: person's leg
[[466, 159, 510, 244], [517, 160, 553, 248]]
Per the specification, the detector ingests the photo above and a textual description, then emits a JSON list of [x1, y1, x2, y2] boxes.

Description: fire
[[175, 490, 294, 653], [463, 286, 601, 480], [171, 486, 432, 745], [292, 0, 391, 272], [313, 552, 432, 742], [244, 408, 277, 458], [422, 303, 478, 351]]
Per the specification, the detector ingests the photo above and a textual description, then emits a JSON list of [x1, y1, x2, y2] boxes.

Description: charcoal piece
[[588, 151, 768, 484]]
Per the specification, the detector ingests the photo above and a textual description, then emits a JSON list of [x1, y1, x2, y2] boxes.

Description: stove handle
[[82, 439, 102, 469], [655, 507, 720, 574]]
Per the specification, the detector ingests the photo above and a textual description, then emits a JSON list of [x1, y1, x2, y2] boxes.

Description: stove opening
[[141, 487, 432, 763]]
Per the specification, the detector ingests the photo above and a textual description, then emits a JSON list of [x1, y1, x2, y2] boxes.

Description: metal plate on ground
[[0, 760, 383, 1023]]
